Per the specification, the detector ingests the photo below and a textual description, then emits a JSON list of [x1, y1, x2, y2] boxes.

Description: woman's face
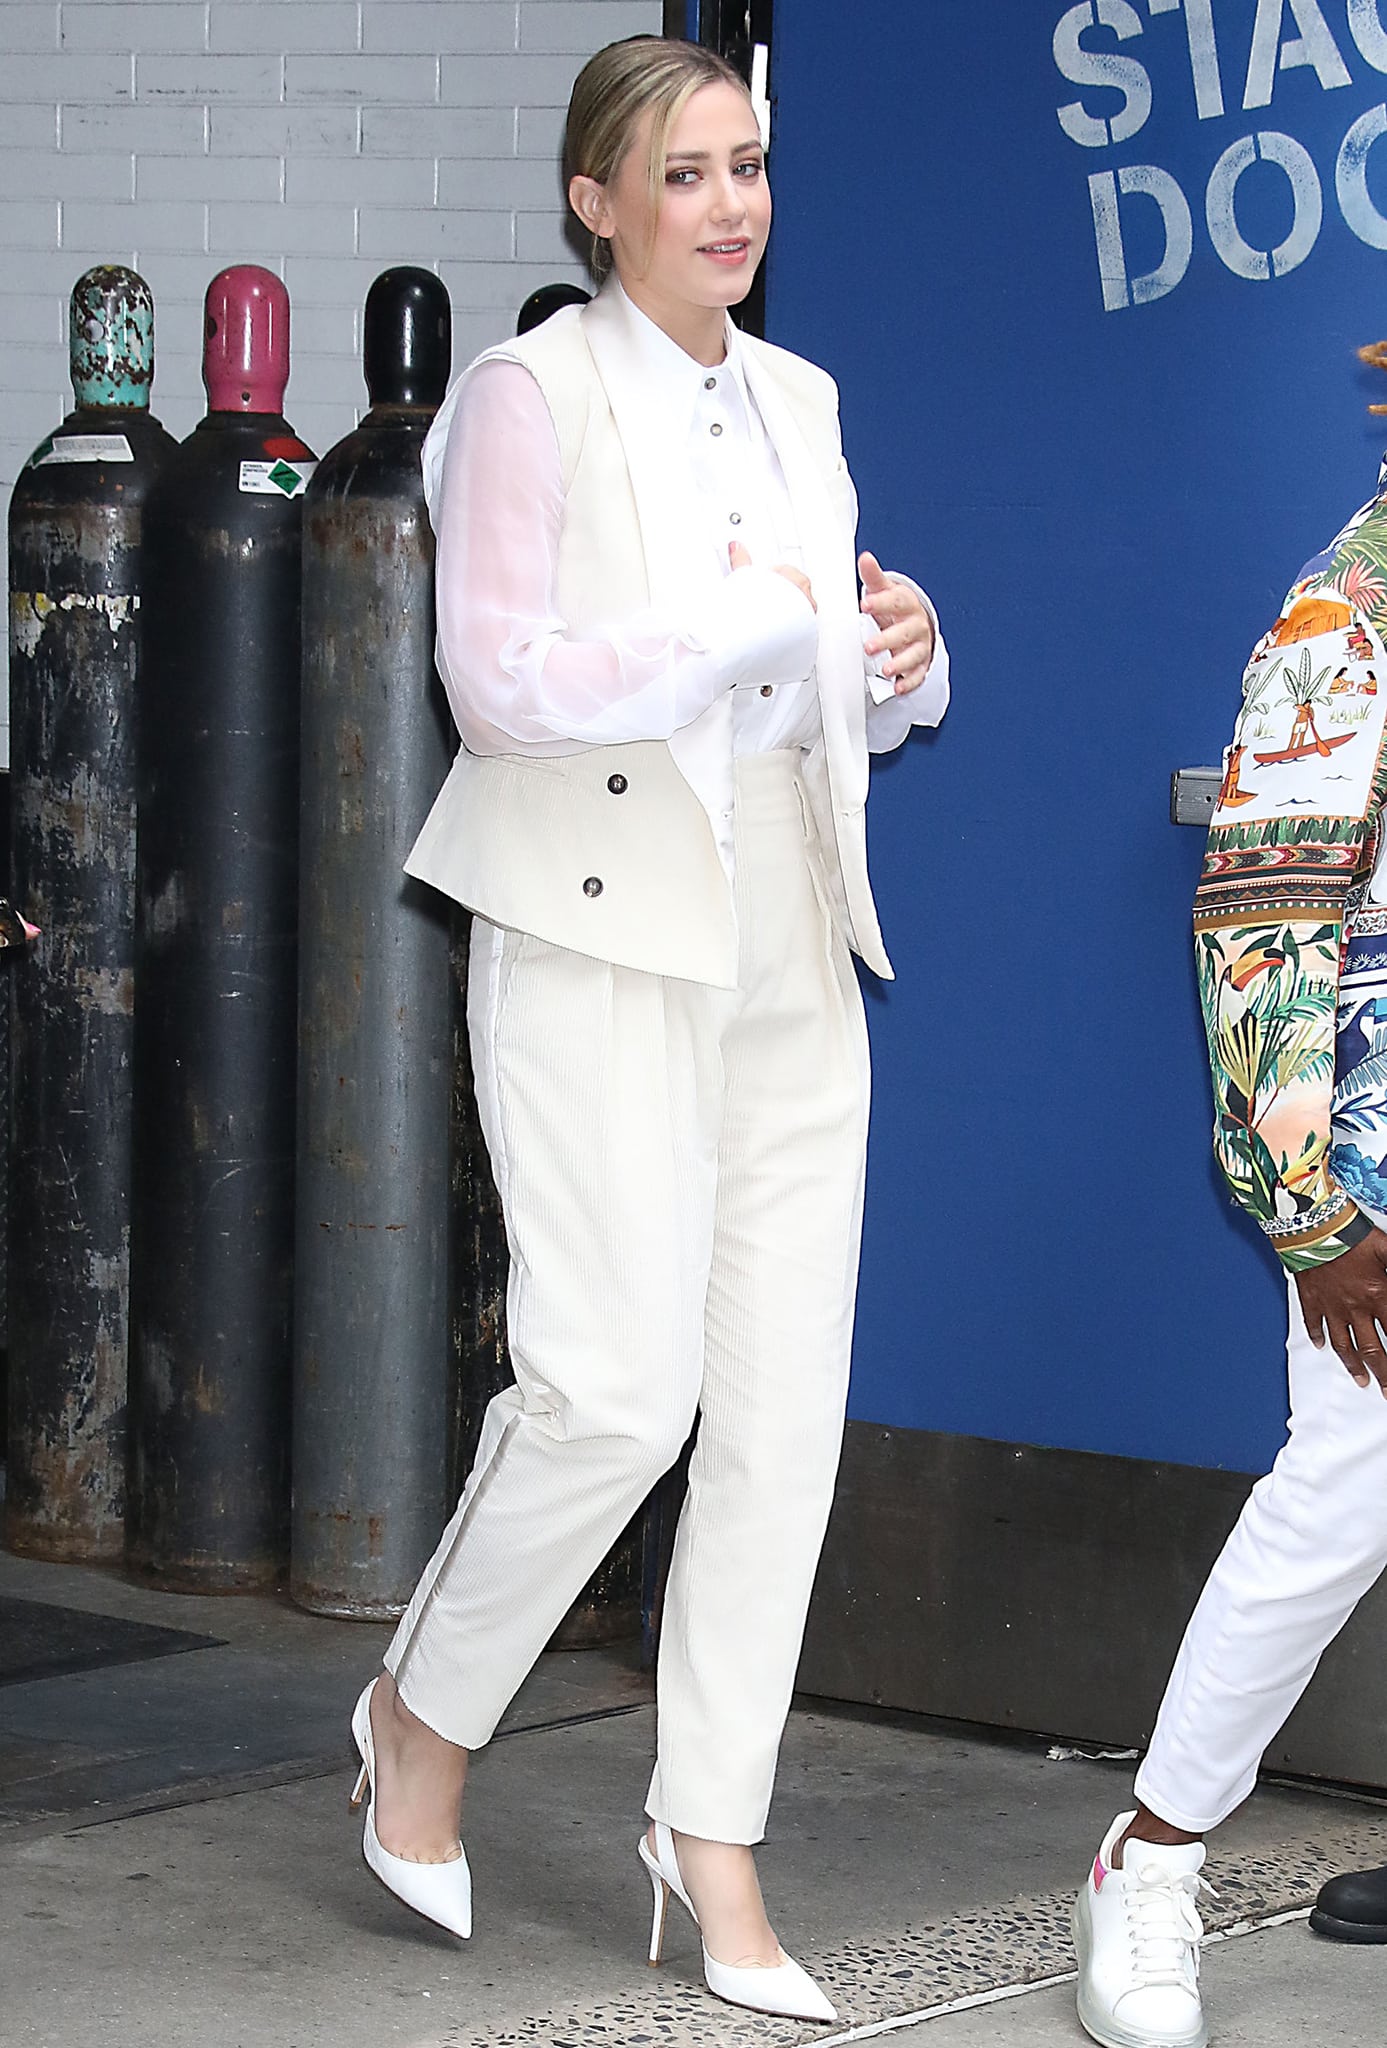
[[580, 80, 771, 313]]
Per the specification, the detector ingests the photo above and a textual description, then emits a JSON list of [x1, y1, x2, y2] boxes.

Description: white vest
[[406, 288, 892, 989]]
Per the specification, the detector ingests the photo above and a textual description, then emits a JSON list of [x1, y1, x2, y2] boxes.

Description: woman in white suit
[[347, 35, 948, 2023]]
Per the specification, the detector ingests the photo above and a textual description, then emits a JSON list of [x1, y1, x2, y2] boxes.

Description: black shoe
[[1309, 1864, 1387, 1943]]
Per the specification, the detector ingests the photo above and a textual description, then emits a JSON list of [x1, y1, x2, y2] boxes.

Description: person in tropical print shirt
[[1072, 349, 1387, 2048]]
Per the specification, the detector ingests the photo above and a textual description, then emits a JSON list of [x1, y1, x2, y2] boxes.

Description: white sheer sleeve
[[429, 359, 819, 756]]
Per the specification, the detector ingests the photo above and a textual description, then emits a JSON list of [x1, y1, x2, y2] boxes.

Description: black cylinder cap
[[363, 268, 451, 409], [517, 282, 591, 335]]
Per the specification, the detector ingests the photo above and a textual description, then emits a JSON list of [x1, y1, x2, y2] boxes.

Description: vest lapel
[[579, 288, 708, 611], [578, 287, 736, 879], [576, 290, 871, 887], [738, 345, 868, 809]]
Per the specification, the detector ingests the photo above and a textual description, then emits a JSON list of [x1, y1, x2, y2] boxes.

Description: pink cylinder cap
[[203, 264, 289, 412]]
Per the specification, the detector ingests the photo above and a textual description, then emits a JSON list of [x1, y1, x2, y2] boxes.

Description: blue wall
[[764, 0, 1387, 1470]]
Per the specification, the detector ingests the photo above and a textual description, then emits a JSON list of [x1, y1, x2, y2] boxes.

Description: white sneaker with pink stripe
[[1073, 1810, 1210, 2048]]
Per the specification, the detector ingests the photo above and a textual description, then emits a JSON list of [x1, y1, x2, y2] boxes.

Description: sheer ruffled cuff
[[685, 565, 820, 693]]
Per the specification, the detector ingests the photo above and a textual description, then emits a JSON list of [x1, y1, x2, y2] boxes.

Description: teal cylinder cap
[[70, 265, 154, 409]]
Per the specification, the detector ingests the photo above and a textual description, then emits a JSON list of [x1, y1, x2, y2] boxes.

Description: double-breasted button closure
[[607, 773, 628, 795], [582, 876, 604, 898]]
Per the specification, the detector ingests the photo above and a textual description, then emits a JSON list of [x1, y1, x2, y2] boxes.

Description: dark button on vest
[[582, 876, 604, 898], [607, 773, 628, 795]]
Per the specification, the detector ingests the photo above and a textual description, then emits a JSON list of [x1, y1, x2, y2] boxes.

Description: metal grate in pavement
[[433, 1815, 1387, 2048]]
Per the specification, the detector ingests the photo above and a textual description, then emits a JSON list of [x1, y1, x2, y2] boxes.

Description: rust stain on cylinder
[[75, 965, 135, 1016], [191, 1366, 226, 1416]]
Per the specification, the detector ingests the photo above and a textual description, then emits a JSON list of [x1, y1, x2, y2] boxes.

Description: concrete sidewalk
[[882, 1917, 1379, 2045], [1, 1552, 1385, 2047]]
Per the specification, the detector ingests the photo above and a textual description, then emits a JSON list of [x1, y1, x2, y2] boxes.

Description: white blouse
[[426, 287, 949, 761]]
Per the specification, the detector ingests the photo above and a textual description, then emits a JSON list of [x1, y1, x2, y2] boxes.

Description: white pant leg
[[384, 917, 726, 1747], [1135, 1279, 1387, 1832], [646, 755, 872, 1844]]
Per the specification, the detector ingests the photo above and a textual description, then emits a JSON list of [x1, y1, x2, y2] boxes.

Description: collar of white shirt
[[605, 278, 754, 441]]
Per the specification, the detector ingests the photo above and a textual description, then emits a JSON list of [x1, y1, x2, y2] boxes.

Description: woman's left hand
[[859, 551, 935, 694]]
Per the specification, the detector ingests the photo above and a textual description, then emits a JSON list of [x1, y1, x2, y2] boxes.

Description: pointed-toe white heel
[[638, 1820, 837, 2023], [350, 1677, 472, 1940]]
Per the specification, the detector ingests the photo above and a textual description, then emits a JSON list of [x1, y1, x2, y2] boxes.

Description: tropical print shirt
[[1196, 459, 1387, 1273]]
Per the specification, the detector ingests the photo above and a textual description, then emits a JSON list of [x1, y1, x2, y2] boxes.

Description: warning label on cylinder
[[239, 458, 316, 498], [33, 433, 135, 465]]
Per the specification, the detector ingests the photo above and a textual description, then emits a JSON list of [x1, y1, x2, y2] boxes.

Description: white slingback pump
[[349, 1677, 472, 1940], [638, 1820, 836, 2023]]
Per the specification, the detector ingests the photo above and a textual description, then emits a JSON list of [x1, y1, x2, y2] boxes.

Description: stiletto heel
[[635, 1822, 836, 2022], [647, 1864, 670, 1967], [350, 1677, 472, 1939]]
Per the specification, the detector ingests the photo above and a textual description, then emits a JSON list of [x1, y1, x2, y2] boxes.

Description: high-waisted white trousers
[[383, 751, 871, 1844], [1135, 1278, 1387, 1832]]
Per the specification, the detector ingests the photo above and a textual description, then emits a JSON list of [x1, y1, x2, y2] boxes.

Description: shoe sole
[[1071, 1894, 1208, 2048], [1308, 1909, 1387, 1945]]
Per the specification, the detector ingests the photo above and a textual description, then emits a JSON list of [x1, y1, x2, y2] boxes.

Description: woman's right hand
[[729, 540, 816, 612]]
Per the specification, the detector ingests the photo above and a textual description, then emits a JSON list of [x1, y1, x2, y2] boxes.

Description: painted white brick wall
[[0, 0, 661, 770]]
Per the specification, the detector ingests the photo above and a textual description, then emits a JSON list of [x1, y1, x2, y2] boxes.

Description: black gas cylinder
[[128, 265, 315, 1589], [292, 267, 454, 1618], [6, 265, 175, 1562]]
